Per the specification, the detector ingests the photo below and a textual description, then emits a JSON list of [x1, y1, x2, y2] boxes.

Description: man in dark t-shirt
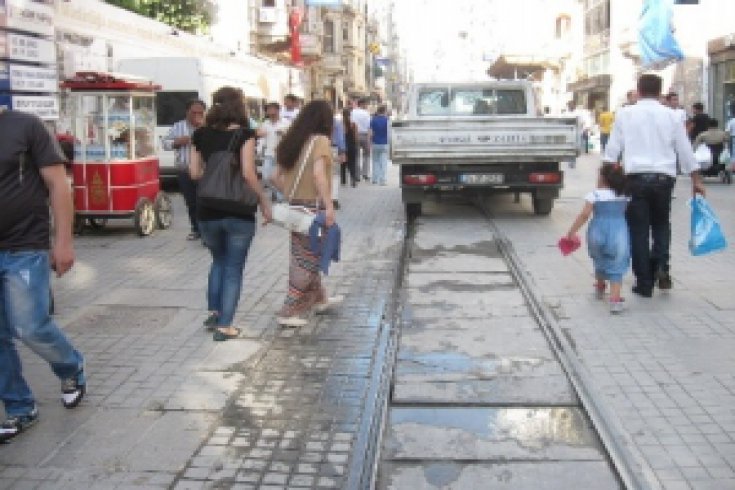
[[0, 109, 86, 443], [688, 102, 709, 143]]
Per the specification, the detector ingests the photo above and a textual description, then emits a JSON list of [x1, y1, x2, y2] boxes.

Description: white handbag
[[694, 144, 712, 169], [271, 136, 317, 233]]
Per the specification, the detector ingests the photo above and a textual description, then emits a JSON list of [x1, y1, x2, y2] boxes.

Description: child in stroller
[[693, 118, 732, 184]]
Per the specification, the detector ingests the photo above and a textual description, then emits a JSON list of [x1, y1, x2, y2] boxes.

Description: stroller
[[698, 143, 732, 185]]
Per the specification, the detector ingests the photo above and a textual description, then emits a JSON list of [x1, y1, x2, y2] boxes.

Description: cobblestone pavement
[[0, 170, 404, 489], [492, 154, 735, 490]]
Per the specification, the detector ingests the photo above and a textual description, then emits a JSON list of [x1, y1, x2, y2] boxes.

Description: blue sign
[[639, 0, 684, 69], [305, 0, 342, 6]]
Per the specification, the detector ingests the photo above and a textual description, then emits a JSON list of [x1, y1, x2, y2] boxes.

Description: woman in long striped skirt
[[273, 100, 342, 327]]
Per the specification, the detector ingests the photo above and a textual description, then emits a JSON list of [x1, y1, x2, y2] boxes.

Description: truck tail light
[[403, 174, 438, 185], [529, 172, 561, 184]]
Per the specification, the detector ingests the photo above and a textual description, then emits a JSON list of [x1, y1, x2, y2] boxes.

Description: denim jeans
[[626, 174, 675, 290], [0, 251, 84, 416], [371, 144, 389, 184], [261, 156, 283, 201], [199, 218, 256, 327], [176, 170, 198, 234]]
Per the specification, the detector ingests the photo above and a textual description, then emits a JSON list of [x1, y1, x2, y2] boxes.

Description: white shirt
[[671, 107, 687, 125], [351, 107, 371, 134], [281, 107, 299, 124], [260, 118, 290, 157], [603, 99, 698, 178], [726, 117, 735, 136]]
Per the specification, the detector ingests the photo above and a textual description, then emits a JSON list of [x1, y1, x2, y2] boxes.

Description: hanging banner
[[2, 31, 56, 63], [0, 0, 55, 37], [639, 0, 684, 69], [0, 62, 58, 91], [0, 93, 59, 119]]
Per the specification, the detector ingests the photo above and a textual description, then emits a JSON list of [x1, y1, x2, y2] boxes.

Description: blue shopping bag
[[689, 196, 727, 256]]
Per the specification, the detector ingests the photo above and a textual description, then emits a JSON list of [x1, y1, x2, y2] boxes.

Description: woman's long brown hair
[[276, 100, 333, 171]]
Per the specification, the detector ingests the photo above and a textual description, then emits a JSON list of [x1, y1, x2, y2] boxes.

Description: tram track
[[366, 199, 643, 489]]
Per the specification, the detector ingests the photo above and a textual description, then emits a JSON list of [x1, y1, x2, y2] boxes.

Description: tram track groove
[[480, 201, 657, 490]]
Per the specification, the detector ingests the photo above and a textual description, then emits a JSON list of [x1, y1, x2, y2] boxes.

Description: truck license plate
[[460, 173, 504, 184]]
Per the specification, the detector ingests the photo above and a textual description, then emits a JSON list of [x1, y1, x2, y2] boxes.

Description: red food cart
[[61, 72, 173, 236]]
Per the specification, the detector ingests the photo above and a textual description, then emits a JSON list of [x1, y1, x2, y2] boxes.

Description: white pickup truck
[[392, 81, 579, 216]]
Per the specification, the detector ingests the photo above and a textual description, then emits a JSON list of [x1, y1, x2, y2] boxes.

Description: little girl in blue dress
[[566, 164, 630, 314]]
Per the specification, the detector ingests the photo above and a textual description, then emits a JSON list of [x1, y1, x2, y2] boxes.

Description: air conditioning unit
[[259, 7, 277, 24]]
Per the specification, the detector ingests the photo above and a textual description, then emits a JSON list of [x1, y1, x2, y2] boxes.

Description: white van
[[117, 57, 267, 182]]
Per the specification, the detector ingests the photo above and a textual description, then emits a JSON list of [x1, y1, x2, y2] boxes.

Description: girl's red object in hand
[[558, 235, 581, 256]]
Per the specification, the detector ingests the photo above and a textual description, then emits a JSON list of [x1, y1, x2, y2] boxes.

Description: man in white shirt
[[351, 98, 372, 181], [280, 94, 300, 124], [665, 92, 688, 125], [257, 102, 290, 201], [603, 74, 705, 298]]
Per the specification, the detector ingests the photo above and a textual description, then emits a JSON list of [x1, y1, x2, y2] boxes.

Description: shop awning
[[567, 74, 612, 93], [487, 55, 559, 80]]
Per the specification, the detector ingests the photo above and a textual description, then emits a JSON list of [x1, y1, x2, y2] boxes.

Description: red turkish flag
[[289, 8, 303, 66]]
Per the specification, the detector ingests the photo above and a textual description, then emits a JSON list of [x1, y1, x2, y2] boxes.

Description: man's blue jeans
[[262, 156, 283, 201], [371, 144, 389, 185], [0, 251, 84, 417], [199, 218, 255, 327]]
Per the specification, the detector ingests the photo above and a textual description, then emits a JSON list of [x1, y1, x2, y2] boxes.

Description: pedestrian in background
[[281, 94, 300, 124], [665, 92, 687, 125], [688, 102, 710, 143], [351, 98, 372, 182], [725, 114, 735, 153], [565, 164, 630, 314], [342, 107, 359, 187], [257, 102, 289, 201], [624, 90, 638, 106], [693, 118, 730, 169], [162, 99, 206, 240], [597, 106, 614, 152], [273, 100, 342, 328], [603, 74, 705, 298], [189, 87, 272, 341], [0, 109, 86, 443], [370, 105, 390, 185]]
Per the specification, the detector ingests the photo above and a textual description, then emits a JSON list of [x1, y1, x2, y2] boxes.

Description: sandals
[[213, 327, 241, 341]]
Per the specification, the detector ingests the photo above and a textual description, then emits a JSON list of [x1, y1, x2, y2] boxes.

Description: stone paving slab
[[379, 461, 621, 490], [1, 172, 405, 488], [492, 154, 735, 489], [382, 407, 606, 461]]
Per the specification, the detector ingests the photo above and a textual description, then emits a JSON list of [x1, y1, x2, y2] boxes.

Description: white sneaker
[[276, 316, 309, 327], [315, 295, 345, 314]]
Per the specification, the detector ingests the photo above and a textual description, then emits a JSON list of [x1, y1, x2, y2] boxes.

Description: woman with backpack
[[272, 100, 342, 327], [189, 86, 272, 341]]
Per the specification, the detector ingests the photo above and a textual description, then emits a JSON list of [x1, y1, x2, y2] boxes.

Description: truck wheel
[[406, 203, 422, 220], [533, 197, 554, 216]]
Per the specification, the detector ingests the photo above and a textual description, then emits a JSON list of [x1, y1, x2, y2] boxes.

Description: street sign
[[0, 0, 55, 37], [0, 93, 59, 119], [1, 32, 56, 63], [0, 62, 58, 92]]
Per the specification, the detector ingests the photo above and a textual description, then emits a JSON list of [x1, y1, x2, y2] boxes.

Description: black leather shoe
[[656, 271, 673, 290], [632, 285, 653, 298]]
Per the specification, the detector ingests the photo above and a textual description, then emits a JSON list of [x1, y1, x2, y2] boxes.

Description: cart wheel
[[134, 198, 156, 237], [154, 192, 173, 229], [73, 215, 85, 235], [88, 218, 108, 230]]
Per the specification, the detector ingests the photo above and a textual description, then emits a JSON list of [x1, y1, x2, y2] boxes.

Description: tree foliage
[[104, 0, 215, 33]]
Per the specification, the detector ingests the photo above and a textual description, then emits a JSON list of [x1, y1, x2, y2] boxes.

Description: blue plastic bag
[[689, 196, 727, 256]]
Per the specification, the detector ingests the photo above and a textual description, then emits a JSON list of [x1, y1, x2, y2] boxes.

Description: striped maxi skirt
[[277, 232, 326, 318]]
